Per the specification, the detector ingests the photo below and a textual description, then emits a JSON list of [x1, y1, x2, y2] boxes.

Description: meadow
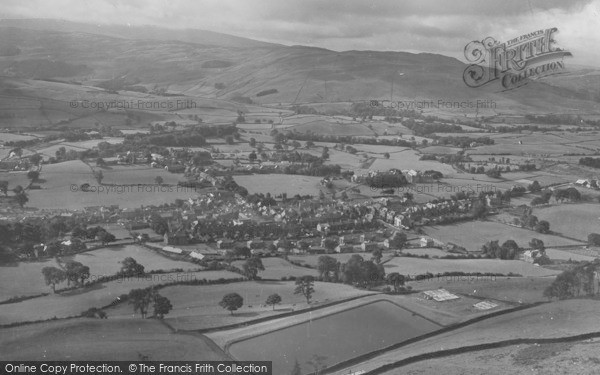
[[0, 318, 227, 361], [233, 174, 323, 196], [229, 300, 441, 375], [340, 299, 600, 375], [107, 280, 374, 330], [534, 204, 600, 241], [0, 270, 240, 325], [231, 257, 318, 280], [424, 221, 584, 252]]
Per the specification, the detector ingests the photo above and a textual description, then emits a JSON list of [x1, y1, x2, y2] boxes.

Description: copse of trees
[[481, 239, 520, 260], [543, 260, 600, 300], [579, 157, 600, 169], [128, 287, 172, 319]]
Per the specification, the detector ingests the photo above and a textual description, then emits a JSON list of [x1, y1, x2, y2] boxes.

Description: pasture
[[0, 318, 227, 361], [229, 300, 441, 375], [25, 161, 200, 209], [424, 221, 584, 252], [99, 165, 182, 185], [64, 245, 199, 279], [0, 270, 240, 325], [534, 204, 600, 242], [332, 299, 600, 375], [231, 257, 318, 280], [233, 174, 323, 196], [107, 280, 374, 330]]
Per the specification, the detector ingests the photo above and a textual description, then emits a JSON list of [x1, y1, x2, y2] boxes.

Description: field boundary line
[[314, 300, 550, 375], [361, 329, 600, 375]]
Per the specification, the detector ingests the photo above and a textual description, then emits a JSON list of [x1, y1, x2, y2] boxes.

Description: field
[[383, 257, 559, 277], [107, 280, 374, 330], [534, 204, 600, 241], [231, 257, 318, 280], [25, 160, 201, 209], [0, 270, 240, 325], [409, 276, 554, 304], [64, 245, 199, 278], [331, 299, 600, 375], [229, 300, 441, 374], [424, 220, 584, 252], [286, 121, 374, 136], [100, 165, 183, 185], [0, 258, 62, 301], [233, 174, 324, 196], [392, 339, 600, 375], [0, 318, 227, 361]]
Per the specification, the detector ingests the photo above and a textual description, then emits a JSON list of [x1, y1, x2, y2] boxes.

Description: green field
[[534, 204, 600, 242], [107, 280, 373, 330], [232, 257, 318, 280], [233, 174, 324, 196], [229, 300, 441, 374], [0, 270, 241, 325], [0, 318, 227, 361], [424, 221, 584, 252]]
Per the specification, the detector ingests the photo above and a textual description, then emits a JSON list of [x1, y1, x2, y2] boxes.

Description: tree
[[154, 176, 164, 185], [388, 232, 408, 249], [15, 191, 28, 207], [534, 220, 550, 234], [265, 293, 282, 310], [383, 152, 390, 159], [294, 275, 315, 304], [42, 266, 66, 293], [96, 157, 106, 167], [529, 238, 545, 251], [120, 257, 145, 277], [588, 233, 600, 246], [97, 231, 116, 245], [243, 256, 265, 280], [219, 293, 244, 315], [322, 238, 338, 253], [27, 170, 39, 181], [386, 272, 405, 293], [249, 151, 257, 162], [317, 255, 338, 281], [225, 136, 234, 145], [234, 246, 252, 259], [249, 138, 256, 147], [153, 294, 173, 319], [371, 248, 383, 264], [95, 170, 104, 184], [528, 180, 541, 192], [65, 261, 90, 286], [129, 288, 155, 318], [29, 153, 43, 165]]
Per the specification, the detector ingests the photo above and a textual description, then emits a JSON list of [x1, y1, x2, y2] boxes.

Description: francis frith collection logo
[[463, 27, 572, 90]]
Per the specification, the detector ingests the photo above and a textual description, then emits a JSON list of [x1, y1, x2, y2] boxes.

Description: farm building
[[420, 237, 434, 247], [522, 249, 542, 263], [423, 289, 460, 302], [162, 246, 183, 254], [189, 251, 204, 260], [217, 239, 235, 249]]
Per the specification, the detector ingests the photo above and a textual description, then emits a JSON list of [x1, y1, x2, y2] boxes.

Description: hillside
[[0, 19, 599, 116]]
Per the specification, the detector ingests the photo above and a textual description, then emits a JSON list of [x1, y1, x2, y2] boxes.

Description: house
[[522, 249, 542, 263], [164, 231, 189, 246], [361, 242, 379, 252], [335, 244, 354, 253], [189, 251, 205, 261], [420, 237, 434, 247], [217, 239, 235, 249]]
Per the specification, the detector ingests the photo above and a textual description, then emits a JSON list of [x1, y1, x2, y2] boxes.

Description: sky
[[1, 0, 599, 67]]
